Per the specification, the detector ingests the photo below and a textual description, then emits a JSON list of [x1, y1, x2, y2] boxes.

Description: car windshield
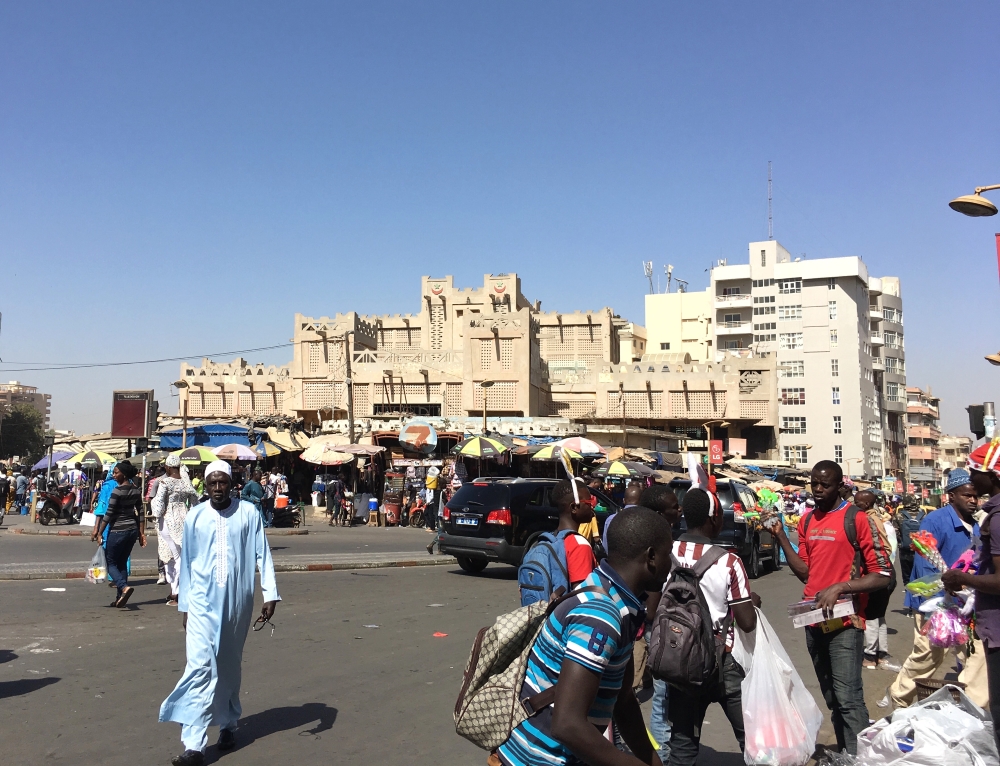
[[447, 483, 509, 511]]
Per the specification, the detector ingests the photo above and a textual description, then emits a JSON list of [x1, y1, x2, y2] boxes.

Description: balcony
[[716, 322, 753, 336], [869, 308, 883, 322], [871, 357, 885, 371], [871, 332, 884, 346], [714, 294, 753, 309]]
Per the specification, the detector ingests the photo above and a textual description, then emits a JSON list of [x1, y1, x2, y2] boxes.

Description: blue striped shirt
[[497, 562, 645, 766]]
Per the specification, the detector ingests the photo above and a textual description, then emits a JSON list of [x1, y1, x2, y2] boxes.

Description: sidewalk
[[0, 550, 456, 581]]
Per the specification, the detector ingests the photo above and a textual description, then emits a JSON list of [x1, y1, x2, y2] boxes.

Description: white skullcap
[[165, 453, 181, 468], [205, 460, 232, 478]]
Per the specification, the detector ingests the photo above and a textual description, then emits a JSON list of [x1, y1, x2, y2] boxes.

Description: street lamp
[[949, 185, 1000, 217], [480, 381, 494, 435], [844, 457, 863, 480]]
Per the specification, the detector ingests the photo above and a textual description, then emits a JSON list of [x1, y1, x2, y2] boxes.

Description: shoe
[[156, 575, 167, 585], [165, 597, 178, 606], [878, 656, 902, 673], [171, 750, 205, 766], [863, 658, 878, 670], [116, 586, 134, 608], [217, 728, 236, 751]]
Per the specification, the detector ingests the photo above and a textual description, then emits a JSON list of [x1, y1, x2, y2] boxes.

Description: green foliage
[[0, 404, 45, 461]]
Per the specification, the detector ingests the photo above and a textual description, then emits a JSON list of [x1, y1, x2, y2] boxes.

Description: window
[[779, 360, 804, 378], [830, 330, 838, 347], [831, 359, 839, 377], [865, 395, 873, 409], [833, 415, 842, 434], [832, 387, 840, 405], [783, 446, 809, 465], [828, 301, 838, 320], [884, 331, 898, 349], [721, 287, 742, 297], [753, 334, 776, 342], [753, 295, 775, 304], [885, 356, 897, 374], [782, 416, 807, 434], [864, 367, 873, 382], [723, 313, 742, 327], [887, 382, 901, 402], [781, 388, 806, 405], [753, 305, 775, 316], [753, 322, 775, 331], [828, 277, 836, 290], [779, 279, 802, 294], [834, 445, 843, 463], [722, 339, 743, 350], [779, 332, 803, 350], [659, 342, 670, 351], [752, 279, 774, 288], [779, 305, 802, 320], [761, 249, 766, 267]]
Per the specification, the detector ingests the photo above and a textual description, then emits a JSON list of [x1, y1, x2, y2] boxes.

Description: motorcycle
[[37, 486, 82, 525]]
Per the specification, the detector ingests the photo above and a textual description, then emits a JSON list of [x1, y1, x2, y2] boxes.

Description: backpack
[[517, 530, 573, 607], [454, 585, 605, 750], [802, 505, 896, 592], [649, 545, 730, 693], [896, 507, 925, 551]]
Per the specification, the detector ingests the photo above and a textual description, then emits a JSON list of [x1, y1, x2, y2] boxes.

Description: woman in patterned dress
[[152, 454, 200, 606]]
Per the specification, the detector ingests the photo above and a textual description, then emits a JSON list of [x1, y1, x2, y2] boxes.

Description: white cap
[[205, 460, 232, 479]]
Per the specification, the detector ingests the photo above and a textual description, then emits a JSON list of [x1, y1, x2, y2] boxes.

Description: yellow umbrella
[[530, 444, 583, 461], [65, 450, 116, 467], [452, 436, 509, 459], [170, 446, 218, 465]]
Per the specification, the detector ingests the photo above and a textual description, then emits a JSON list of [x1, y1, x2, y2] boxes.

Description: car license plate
[[456, 517, 478, 527]]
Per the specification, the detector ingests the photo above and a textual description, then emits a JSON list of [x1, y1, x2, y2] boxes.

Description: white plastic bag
[[857, 686, 997, 766], [85, 545, 107, 584], [79, 511, 96, 527], [737, 609, 823, 765]]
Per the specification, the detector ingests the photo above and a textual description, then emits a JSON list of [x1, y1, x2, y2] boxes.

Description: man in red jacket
[[771, 460, 891, 756]]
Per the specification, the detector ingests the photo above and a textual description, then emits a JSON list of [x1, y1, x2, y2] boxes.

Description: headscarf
[[968, 438, 1000, 476], [205, 460, 232, 478], [165, 453, 181, 468]]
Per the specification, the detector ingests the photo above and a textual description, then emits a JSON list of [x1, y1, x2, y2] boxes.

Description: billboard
[[111, 390, 155, 439]]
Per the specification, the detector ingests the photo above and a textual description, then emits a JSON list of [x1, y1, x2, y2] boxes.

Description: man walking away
[[240, 471, 266, 525], [602, 481, 645, 551], [770, 460, 891, 756], [891, 469, 987, 708], [497, 506, 674, 766], [665, 488, 759, 766], [853, 490, 899, 671], [894, 495, 925, 586], [159, 461, 279, 766]]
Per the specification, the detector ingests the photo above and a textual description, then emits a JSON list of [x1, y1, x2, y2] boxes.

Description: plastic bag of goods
[[736, 609, 823, 765], [857, 685, 997, 766], [85, 546, 107, 584]]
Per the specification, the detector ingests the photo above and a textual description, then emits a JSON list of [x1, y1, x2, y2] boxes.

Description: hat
[[165, 453, 181, 468], [204, 460, 232, 478], [945, 468, 972, 493], [968, 438, 1000, 476]]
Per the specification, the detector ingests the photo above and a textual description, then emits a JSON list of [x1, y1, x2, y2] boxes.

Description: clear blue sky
[[1, 2, 997, 437]]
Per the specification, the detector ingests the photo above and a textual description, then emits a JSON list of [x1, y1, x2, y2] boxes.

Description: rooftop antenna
[[768, 160, 773, 240], [665, 264, 674, 293], [643, 261, 654, 294]]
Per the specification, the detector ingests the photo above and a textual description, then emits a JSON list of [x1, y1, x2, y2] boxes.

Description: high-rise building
[[0, 381, 52, 430], [907, 386, 941, 493], [938, 434, 972, 481], [645, 240, 904, 477], [870, 277, 907, 479]]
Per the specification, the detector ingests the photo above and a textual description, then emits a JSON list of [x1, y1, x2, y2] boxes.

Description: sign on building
[[727, 438, 747, 458], [709, 440, 724, 465], [111, 390, 156, 439]]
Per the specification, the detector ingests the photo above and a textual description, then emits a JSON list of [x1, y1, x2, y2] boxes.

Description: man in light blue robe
[[159, 460, 279, 766]]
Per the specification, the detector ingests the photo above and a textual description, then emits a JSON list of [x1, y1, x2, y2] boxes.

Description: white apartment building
[[646, 240, 904, 477]]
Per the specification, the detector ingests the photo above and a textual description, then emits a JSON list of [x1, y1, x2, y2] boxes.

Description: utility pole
[[344, 331, 355, 444]]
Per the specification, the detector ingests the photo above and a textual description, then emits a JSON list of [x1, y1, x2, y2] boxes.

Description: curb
[[0, 555, 457, 581], [2, 527, 310, 537]]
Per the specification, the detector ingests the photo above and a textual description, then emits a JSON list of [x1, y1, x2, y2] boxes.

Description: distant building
[[938, 434, 972, 481], [644, 240, 904, 477], [0, 381, 51, 429], [177, 274, 780, 456], [907, 386, 941, 492]]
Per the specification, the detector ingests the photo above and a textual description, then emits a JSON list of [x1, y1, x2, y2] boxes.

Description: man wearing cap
[[890, 468, 987, 708], [159, 461, 280, 766], [944, 441, 1000, 746]]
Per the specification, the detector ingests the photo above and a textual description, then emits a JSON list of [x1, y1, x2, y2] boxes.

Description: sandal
[[116, 586, 134, 608], [166, 597, 178, 606]]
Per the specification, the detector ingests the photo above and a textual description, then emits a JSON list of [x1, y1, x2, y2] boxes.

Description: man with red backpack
[[771, 460, 891, 756]]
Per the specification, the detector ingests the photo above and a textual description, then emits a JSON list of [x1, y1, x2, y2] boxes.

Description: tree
[[0, 404, 45, 462]]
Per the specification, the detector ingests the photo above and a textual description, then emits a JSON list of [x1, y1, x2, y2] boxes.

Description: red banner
[[709, 440, 724, 465]]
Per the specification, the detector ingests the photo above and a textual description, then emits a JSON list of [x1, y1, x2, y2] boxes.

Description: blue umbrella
[[32, 451, 74, 471]]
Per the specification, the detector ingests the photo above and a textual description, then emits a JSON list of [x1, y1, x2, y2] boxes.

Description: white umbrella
[[212, 444, 258, 461], [555, 437, 607, 456]]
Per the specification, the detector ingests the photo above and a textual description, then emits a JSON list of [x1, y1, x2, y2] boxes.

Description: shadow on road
[[229, 703, 339, 751], [0, 677, 60, 699], [0, 650, 17, 664], [452, 567, 517, 581], [695, 745, 743, 765]]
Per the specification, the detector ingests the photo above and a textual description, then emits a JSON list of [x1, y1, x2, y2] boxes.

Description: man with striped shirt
[[664, 488, 759, 766], [496, 507, 674, 766]]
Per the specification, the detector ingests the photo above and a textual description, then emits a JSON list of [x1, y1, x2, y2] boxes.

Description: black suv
[[438, 478, 619, 573], [668, 478, 779, 579]]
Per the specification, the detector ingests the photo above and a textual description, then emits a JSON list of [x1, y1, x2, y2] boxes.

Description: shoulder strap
[[691, 545, 729, 579], [843, 506, 861, 553], [801, 509, 814, 536]]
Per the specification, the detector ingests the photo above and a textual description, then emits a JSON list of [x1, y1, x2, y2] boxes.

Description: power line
[[0, 344, 293, 372]]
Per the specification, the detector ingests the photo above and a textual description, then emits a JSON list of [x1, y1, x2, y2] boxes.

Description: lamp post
[[844, 457, 863, 481], [949, 185, 1000, 217], [480, 381, 494, 435], [43, 433, 55, 489]]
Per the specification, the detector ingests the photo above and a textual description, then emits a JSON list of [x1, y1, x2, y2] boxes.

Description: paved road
[[0, 555, 939, 766]]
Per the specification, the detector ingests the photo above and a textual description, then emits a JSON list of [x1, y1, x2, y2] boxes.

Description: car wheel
[[456, 556, 488, 574], [747, 538, 763, 579]]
